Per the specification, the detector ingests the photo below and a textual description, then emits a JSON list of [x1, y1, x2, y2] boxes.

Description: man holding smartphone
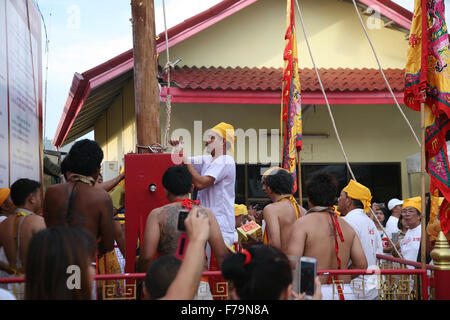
[[138, 166, 228, 299]]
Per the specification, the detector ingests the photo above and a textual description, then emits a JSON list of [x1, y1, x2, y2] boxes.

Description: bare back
[[43, 182, 114, 255], [138, 203, 228, 273], [287, 211, 367, 284], [263, 199, 303, 254], [0, 213, 45, 272]]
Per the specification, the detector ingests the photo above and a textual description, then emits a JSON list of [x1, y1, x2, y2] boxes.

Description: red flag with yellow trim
[[404, 0, 450, 236], [282, 0, 302, 194]]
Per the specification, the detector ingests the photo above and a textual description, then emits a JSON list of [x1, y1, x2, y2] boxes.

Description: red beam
[[160, 88, 405, 105], [377, 254, 434, 270], [358, 0, 412, 30], [0, 269, 427, 284]]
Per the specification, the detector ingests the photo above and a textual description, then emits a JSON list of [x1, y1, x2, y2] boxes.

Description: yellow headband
[[343, 180, 372, 213], [0, 188, 10, 207], [402, 196, 422, 214], [211, 122, 235, 153], [235, 204, 248, 216]]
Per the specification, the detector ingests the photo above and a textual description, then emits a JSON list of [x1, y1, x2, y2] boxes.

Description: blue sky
[[35, 0, 448, 146], [36, 0, 222, 145]]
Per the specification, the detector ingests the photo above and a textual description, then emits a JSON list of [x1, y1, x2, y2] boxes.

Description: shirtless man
[[255, 167, 305, 254], [138, 165, 228, 273], [286, 173, 367, 300], [43, 139, 114, 256], [0, 179, 46, 298]]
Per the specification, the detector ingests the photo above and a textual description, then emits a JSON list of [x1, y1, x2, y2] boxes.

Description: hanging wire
[[294, 0, 403, 259], [162, 0, 173, 149], [294, 0, 356, 181], [351, 0, 421, 147]]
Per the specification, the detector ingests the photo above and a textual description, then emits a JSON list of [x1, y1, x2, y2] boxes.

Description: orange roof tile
[[166, 66, 405, 92]]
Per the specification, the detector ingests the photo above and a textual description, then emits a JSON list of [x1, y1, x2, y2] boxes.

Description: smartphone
[[177, 209, 189, 232], [300, 256, 317, 299], [392, 232, 399, 243]]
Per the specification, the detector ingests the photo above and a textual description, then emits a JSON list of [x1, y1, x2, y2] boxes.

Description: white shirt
[[385, 216, 400, 235], [0, 216, 9, 290], [190, 155, 236, 239], [344, 209, 382, 267], [345, 209, 382, 300], [0, 288, 15, 300], [400, 224, 421, 269], [376, 229, 388, 255]]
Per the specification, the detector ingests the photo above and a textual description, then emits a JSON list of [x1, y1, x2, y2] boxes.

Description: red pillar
[[430, 232, 450, 300]]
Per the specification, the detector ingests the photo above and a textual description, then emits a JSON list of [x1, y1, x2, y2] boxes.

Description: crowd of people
[[0, 121, 436, 300]]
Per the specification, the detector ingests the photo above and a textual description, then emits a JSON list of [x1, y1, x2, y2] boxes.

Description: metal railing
[[0, 257, 433, 300]]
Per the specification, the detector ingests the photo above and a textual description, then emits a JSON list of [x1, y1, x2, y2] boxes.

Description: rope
[[294, 0, 356, 180], [350, 0, 421, 148], [294, 0, 403, 259], [350, 0, 420, 258]]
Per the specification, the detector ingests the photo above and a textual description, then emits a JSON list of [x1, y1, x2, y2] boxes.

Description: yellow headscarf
[[211, 122, 235, 153], [402, 196, 422, 214], [343, 180, 372, 213], [0, 188, 10, 207], [234, 204, 248, 216]]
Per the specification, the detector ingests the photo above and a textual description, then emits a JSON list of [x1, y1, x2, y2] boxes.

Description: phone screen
[[392, 232, 399, 243], [177, 209, 189, 232], [300, 259, 316, 296]]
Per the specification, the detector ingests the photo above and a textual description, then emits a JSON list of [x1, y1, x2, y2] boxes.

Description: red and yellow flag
[[282, 0, 302, 193], [404, 0, 450, 237]]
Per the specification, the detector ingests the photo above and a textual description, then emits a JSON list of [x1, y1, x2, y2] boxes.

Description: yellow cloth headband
[[235, 204, 248, 216], [402, 196, 422, 214], [343, 179, 372, 213], [211, 122, 235, 153], [0, 188, 10, 207]]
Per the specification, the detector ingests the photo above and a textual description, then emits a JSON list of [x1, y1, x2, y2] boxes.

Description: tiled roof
[[167, 66, 405, 92]]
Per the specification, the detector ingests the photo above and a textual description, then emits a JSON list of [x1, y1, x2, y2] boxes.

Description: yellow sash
[[263, 196, 301, 244]]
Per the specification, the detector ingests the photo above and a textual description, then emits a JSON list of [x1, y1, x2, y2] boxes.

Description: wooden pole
[[131, 0, 160, 152], [420, 102, 426, 270]]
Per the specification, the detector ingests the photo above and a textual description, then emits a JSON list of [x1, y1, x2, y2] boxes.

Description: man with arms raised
[[44, 139, 114, 255], [172, 122, 236, 247], [287, 173, 367, 300], [43, 140, 120, 298], [138, 165, 228, 299]]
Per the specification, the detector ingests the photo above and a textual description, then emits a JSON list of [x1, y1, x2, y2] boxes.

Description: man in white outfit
[[184, 122, 236, 248], [386, 198, 403, 235], [399, 197, 422, 268], [337, 180, 383, 300]]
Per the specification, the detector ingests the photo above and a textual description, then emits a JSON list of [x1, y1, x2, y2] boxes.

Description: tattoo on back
[[157, 205, 182, 255], [329, 222, 335, 237]]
